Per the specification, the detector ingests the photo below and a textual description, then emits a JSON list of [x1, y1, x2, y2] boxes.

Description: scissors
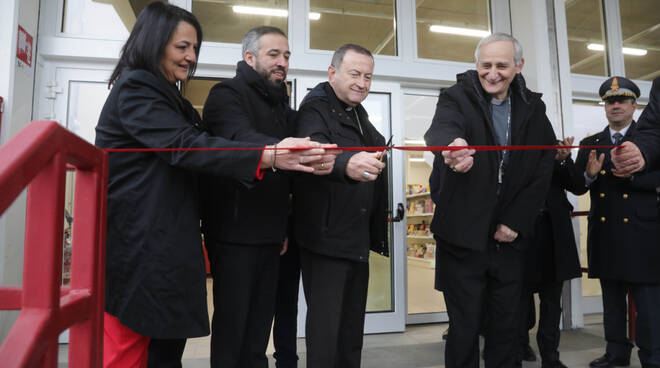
[[381, 135, 393, 162]]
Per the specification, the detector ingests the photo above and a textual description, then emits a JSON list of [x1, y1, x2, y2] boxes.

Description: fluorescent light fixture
[[405, 139, 426, 145], [587, 43, 647, 56], [587, 43, 605, 51], [232, 6, 320, 20], [622, 47, 647, 56], [429, 25, 490, 38], [232, 6, 287, 17], [409, 157, 426, 162]]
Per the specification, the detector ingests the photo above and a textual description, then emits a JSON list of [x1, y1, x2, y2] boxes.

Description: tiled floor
[[59, 313, 642, 367]]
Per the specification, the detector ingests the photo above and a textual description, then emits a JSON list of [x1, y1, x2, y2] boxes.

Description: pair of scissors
[[381, 135, 393, 162]]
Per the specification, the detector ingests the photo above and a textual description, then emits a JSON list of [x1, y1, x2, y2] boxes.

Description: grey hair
[[330, 43, 373, 69], [474, 33, 523, 67], [241, 26, 287, 57]]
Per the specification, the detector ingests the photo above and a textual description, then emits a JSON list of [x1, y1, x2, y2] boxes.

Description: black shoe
[[542, 360, 568, 368], [589, 353, 630, 368], [521, 344, 537, 362], [514, 360, 522, 368]]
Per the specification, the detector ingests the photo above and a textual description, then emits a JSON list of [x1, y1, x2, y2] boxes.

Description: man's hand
[[555, 137, 574, 161], [280, 237, 288, 255], [611, 141, 645, 177], [493, 224, 518, 243], [442, 138, 476, 173], [267, 137, 328, 173], [346, 151, 386, 182], [586, 149, 605, 179], [308, 144, 343, 176]]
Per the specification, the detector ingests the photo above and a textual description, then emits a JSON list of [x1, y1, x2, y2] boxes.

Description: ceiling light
[[587, 43, 647, 56], [232, 6, 287, 17], [429, 25, 490, 38], [587, 43, 605, 51], [622, 47, 647, 56], [232, 6, 320, 20], [404, 139, 426, 145], [409, 158, 426, 162]]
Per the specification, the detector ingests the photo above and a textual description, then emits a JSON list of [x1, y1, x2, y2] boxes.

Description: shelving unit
[[406, 188, 435, 269]]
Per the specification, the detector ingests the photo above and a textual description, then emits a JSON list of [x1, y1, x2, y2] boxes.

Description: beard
[[255, 61, 286, 87]]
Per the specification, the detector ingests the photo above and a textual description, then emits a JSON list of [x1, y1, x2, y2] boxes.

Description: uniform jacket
[[635, 77, 660, 171], [525, 157, 584, 284], [95, 69, 260, 338], [201, 61, 295, 245], [425, 71, 556, 251], [575, 122, 660, 283], [292, 82, 388, 262]]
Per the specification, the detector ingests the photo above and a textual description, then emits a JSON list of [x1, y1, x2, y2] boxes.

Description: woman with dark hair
[[95, 3, 333, 367]]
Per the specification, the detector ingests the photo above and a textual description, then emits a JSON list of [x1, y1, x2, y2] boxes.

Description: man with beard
[[424, 33, 556, 367], [201, 26, 337, 368]]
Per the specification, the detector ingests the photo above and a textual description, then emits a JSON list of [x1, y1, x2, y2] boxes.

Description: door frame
[[294, 77, 407, 335]]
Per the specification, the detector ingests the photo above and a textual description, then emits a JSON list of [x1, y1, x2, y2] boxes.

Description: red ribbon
[[103, 144, 619, 153]]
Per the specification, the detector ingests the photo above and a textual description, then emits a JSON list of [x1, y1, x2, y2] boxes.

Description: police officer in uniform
[[575, 76, 660, 368]]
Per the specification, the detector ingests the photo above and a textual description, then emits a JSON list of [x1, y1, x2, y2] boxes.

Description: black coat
[[635, 77, 660, 171], [95, 69, 261, 338], [292, 82, 388, 262], [201, 61, 295, 245], [575, 122, 660, 283], [425, 71, 556, 251], [525, 157, 584, 284]]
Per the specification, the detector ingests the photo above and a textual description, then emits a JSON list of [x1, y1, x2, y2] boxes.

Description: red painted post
[[0, 121, 107, 367]]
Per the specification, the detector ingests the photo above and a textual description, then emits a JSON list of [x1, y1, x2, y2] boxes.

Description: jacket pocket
[[323, 190, 334, 232], [233, 188, 240, 220]]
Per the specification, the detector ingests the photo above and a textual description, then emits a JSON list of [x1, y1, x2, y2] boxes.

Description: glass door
[[295, 77, 406, 334], [402, 91, 448, 325]]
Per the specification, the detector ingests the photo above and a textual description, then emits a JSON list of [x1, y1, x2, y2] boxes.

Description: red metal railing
[[0, 121, 108, 367]]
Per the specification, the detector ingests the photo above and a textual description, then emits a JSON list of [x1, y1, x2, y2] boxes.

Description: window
[[565, 0, 608, 76], [61, 0, 161, 39], [620, 0, 660, 81], [192, 0, 288, 44], [309, 0, 397, 56], [415, 0, 490, 63]]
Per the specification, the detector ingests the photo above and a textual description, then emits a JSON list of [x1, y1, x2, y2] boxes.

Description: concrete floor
[[56, 315, 643, 367], [66, 313, 636, 368]]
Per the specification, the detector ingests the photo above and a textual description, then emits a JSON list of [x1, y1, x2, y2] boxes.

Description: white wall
[[0, 0, 40, 342]]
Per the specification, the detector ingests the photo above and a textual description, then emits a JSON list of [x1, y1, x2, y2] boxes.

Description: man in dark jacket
[[611, 77, 660, 174], [575, 76, 660, 368], [293, 44, 388, 368], [424, 33, 556, 368], [201, 26, 337, 368], [517, 137, 584, 368]]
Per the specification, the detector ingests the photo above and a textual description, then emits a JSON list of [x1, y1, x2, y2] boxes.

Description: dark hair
[[242, 26, 287, 57], [330, 44, 373, 70], [109, 2, 203, 87]]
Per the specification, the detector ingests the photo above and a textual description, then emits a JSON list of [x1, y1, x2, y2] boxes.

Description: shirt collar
[[609, 124, 631, 139]]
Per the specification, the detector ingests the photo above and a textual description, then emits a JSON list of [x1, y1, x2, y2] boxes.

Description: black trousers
[[300, 248, 369, 368], [273, 240, 301, 368], [600, 279, 660, 367], [147, 338, 186, 368], [207, 241, 280, 368], [436, 239, 524, 368], [518, 281, 564, 363]]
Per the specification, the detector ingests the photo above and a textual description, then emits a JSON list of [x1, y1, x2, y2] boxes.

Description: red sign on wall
[[17, 25, 33, 67]]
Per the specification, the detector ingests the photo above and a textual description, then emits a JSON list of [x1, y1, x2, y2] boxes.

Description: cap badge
[[611, 77, 620, 92]]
